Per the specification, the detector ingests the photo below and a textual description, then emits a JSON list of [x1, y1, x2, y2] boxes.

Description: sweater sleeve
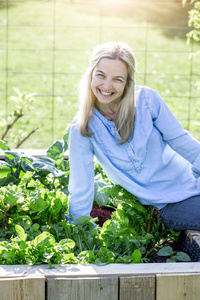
[[146, 87, 200, 176], [67, 121, 94, 220]]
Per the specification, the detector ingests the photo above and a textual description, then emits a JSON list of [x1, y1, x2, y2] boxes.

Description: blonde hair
[[78, 41, 136, 144]]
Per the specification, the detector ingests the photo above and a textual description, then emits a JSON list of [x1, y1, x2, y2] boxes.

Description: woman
[[67, 41, 200, 231]]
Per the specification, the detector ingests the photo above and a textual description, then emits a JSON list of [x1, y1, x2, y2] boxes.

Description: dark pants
[[159, 195, 200, 231]]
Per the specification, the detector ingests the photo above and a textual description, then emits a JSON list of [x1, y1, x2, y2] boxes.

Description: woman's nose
[[103, 78, 112, 90]]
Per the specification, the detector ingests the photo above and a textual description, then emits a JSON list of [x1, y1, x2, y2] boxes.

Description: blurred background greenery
[[0, 0, 200, 149]]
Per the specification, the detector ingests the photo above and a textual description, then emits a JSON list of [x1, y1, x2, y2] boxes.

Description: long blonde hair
[[78, 42, 136, 144]]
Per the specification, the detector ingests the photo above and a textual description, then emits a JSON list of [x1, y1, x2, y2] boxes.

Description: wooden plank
[[0, 276, 45, 300], [0, 149, 69, 159], [156, 273, 200, 300], [119, 275, 155, 300], [193, 236, 200, 247], [186, 230, 200, 247], [1, 263, 200, 279], [47, 276, 118, 300], [0, 149, 47, 159], [186, 230, 200, 240]]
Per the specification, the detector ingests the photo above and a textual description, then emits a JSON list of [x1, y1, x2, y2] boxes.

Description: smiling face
[[91, 58, 128, 110]]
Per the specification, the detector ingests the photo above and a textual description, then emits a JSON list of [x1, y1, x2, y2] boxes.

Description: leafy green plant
[[0, 137, 191, 265], [0, 131, 69, 190], [0, 177, 69, 239], [183, 0, 200, 43], [157, 246, 191, 262], [0, 225, 77, 266], [183, 0, 200, 89]]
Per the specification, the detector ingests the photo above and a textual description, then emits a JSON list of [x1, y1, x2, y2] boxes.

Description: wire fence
[[0, 0, 200, 149]]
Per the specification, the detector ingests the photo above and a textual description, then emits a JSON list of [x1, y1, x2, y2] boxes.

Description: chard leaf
[[3, 251, 14, 260], [143, 233, 154, 240], [0, 140, 10, 151], [0, 245, 8, 252], [63, 130, 69, 152], [43, 252, 55, 259], [77, 216, 93, 226], [19, 241, 28, 249], [21, 154, 34, 162], [78, 250, 96, 263], [47, 140, 65, 160], [157, 246, 173, 256], [4, 151, 22, 166], [51, 197, 62, 214], [62, 187, 69, 196], [0, 161, 10, 167], [97, 247, 115, 263], [176, 251, 191, 262], [47, 131, 69, 160], [32, 157, 66, 177], [100, 185, 123, 199], [13, 216, 32, 230], [29, 193, 49, 212], [63, 253, 78, 263], [78, 250, 90, 260], [100, 184, 135, 203], [0, 164, 18, 186], [132, 249, 142, 263], [3, 189, 20, 205], [166, 256, 178, 263], [95, 258, 108, 266], [15, 224, 27, 242], [59, 239, 75, 249], [21, 160, 34, 172], [116, 255, 132, 263], [33, 232, 54, 247], [94, 178, 110, 206], [31, 223, 40, 232]]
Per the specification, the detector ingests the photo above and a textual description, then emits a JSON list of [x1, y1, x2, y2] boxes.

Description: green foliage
[[94, 177, 110, 207], [0, 180, 69, 239], [157, 246, 191, 262], [0, 133, 69, 190], [184, 0, 200, 43], [0, 137, 191, 265], [183, 0, 200, 89]]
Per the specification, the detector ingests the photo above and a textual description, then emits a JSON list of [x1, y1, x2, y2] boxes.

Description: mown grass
[[0, 0, 200, 149]]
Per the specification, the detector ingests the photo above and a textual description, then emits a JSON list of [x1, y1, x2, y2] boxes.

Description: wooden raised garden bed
[[1, 258, 200, 300]]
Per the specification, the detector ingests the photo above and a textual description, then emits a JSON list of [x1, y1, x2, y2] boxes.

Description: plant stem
[[1, 113, 23, 140], [78, 235, 82, 252], [146, 207, 159, 233], [2, 203, 9, 228], [16, 127, 39, 148], [48, 207, 53, 226]]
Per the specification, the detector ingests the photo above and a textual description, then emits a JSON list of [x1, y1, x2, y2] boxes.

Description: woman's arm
[[67, 121, 94, 220], [146, 87, 200, 176]]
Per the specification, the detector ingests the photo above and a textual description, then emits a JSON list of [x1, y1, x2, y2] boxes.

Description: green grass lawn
[[0, 0, 200, 149]]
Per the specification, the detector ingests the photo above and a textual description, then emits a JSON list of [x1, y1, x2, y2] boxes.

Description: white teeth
[[100, 90, 113, 96]]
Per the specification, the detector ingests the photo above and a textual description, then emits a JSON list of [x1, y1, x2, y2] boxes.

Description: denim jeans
[[159, 195, 200, 231]]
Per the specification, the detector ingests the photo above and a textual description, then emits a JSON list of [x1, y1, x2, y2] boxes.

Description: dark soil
[[147, 250, 169, 263], [147, 233, 195, 263]]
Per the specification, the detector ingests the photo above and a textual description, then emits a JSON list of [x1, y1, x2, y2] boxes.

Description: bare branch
[[16, 127, 39, 149], [1, 113, 23, 141]]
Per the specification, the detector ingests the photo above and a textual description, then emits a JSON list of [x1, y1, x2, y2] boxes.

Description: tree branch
[[1, 113, 23, 140], [16, 127, 39, 148]]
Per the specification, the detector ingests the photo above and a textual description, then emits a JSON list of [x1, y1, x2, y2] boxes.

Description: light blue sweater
[[68, 85, 200, 219]]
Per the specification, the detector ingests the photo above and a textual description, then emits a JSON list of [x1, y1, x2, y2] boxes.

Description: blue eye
[[115, 78, 122, 82], [97, 73, 104, 78]]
